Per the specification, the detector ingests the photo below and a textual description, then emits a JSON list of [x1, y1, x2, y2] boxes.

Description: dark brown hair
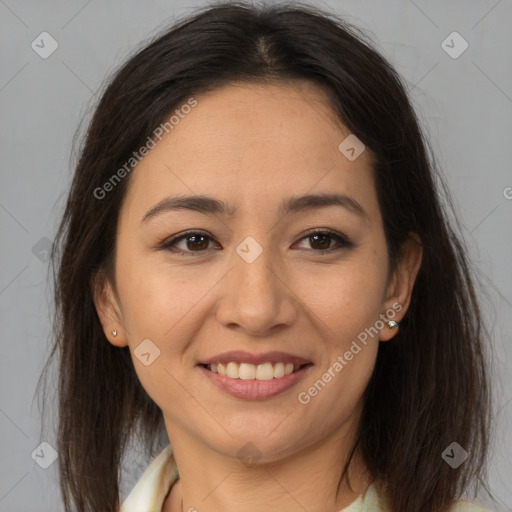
[[40, 2, 494, 511]]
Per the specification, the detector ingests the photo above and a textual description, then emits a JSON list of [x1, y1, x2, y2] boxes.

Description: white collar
[[121, 445, 178, 512]]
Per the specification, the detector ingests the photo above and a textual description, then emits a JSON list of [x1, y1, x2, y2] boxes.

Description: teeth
[[239, 362, 256, 380], [226, 362, 239, 379], [256, 362, 274, 380], [207, 361, 301, 380], [274, 362, 285, 378]]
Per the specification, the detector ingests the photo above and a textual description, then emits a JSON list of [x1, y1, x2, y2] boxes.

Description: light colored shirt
[[120, 444, 493, 512]]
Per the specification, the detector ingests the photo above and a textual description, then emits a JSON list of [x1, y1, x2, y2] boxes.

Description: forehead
[[121, 80, 379, 224]]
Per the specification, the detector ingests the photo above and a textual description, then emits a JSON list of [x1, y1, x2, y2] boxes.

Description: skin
[[93, 80, 422, 512]]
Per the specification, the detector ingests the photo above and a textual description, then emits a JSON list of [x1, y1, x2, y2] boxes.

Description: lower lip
[[198, 365, 312, 400]]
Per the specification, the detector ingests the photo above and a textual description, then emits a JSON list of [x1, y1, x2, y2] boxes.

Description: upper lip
[[199, 350, 312, 366]]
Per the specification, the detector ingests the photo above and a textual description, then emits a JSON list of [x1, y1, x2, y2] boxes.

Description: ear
[[379, 233, 423, 341], [90, 270, 128, 347]]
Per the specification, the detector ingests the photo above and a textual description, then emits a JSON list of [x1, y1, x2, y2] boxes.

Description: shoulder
[[448, 500, 494, 512], [367, 483, 493, 512]]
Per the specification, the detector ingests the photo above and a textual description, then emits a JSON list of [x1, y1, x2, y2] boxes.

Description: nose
[[215, 242, 298, 337]]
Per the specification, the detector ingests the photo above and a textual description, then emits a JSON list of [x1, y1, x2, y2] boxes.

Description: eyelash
[[159, 228, 354, 257]]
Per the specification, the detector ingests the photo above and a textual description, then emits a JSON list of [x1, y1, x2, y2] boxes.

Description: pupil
[[311, 234, 330, 250], [187, 235, 208, 251]]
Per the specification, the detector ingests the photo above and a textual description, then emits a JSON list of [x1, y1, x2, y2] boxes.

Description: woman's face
[[95, 81, 421, 463]]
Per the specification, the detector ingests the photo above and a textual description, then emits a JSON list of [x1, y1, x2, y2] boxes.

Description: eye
[[159, 230, 219, 256], [159, 228, 353, 257], [295, 229, 354, 254]]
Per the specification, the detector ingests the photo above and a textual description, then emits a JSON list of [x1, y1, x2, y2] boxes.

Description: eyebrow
[[141, 193, 368, 224]]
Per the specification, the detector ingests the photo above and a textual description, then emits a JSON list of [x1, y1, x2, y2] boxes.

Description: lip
[[198, 364, 313, 400], [198, 350, 312, 366]]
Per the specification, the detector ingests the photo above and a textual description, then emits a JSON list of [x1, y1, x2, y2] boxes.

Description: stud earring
[[387, 320, 399, 331], [111, 330, 118, 337]]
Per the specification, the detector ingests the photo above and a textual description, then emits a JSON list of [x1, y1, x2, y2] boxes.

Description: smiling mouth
[[199, 362, 312, 380]]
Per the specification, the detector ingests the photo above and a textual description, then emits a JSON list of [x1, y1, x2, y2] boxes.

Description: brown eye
[[296, 229, 353, 254], [309, 233, 332, 250], [160, 231, 218, 256], [161, 229, 353, 257], [183, 234, 209, 251]]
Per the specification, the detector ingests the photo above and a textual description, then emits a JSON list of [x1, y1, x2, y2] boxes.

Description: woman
[[44, 2, 495, 511]]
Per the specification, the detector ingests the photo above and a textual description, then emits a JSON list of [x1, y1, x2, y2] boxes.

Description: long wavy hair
[[39, 2, 494, 511]]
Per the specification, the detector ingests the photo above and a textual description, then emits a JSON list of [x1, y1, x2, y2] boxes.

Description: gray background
[[1, 0, 511, 510]]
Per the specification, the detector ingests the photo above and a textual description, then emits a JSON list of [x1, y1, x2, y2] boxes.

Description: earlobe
[[379, 233, 423, 342], [90, 270, 128, 347], [379, 317, 401, 342], [106, 327, 127, 347]]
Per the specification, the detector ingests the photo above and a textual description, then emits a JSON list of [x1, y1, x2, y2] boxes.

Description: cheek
[[118, 264, 202, 409], [116, 247, 221, 348], [294, 251, 386, 420], [295, 254, 388, 344], [294, 264, 383, 430]]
